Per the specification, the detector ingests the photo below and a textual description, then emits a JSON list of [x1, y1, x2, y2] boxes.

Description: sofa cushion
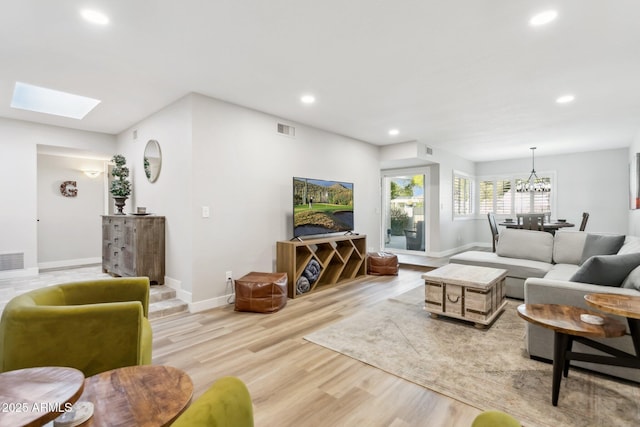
[[622, 265, 640, 291], [570, 252, 640, 287], [580, 234, 625, 264], [618, 235, 640, 255], [449, 251, 552, 279], [552, 231, 587, 265], [496, 229, 554, 263], [544, 263, 580, 281]]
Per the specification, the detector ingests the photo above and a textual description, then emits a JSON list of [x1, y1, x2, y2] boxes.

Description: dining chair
[[579, 212, 589, 231], [404, 221, 424, 251], [520, 214, 544, 231], [487, 213, 499, 252]]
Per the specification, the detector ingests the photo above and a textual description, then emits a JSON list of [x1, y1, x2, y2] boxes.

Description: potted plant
[[390, 206, 409, 235], [110, 154, 131, 215]]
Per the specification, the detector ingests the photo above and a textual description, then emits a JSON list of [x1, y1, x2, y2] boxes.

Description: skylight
[[11, 82, 101, 119]]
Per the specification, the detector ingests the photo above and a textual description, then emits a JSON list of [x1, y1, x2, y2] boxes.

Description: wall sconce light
[[83, 170, 102, 178]]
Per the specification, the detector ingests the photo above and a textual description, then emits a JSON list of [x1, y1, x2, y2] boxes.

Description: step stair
[[149, 285, 188, 319]]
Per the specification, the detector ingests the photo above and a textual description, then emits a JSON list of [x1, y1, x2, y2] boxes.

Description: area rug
[[304, 286, 640, 427]]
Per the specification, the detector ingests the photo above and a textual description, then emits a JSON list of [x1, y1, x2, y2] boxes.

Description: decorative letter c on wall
[[60, 181, 78, 197]]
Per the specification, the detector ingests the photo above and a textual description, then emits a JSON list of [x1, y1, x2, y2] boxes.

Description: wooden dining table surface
[[498, 220, 575, 231]]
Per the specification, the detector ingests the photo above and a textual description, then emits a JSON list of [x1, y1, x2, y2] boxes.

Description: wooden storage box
[[464, 279, 505, 322], [422, 264, 507, 328], [425, 281, 443, 312]]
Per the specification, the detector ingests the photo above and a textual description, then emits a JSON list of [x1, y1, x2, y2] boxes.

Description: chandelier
[[516, 147, 551, 193]]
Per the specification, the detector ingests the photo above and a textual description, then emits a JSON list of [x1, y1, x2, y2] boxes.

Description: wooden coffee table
[[585, 293, 640, 355], [78, 365, 193, 426], [423, 264, 507, 328], [517, 304, 627, 406], [0, 366, 84, 427]]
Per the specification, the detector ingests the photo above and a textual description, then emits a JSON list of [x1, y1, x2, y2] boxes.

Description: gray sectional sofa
[[449, 228, 640, 382]]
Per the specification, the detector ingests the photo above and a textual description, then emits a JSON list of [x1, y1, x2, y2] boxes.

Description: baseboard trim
[[189, 295, 235, 313], [164, 276, 235, 313], [164, 276, 192, 303], [38, 257, 101, 271], [427, 242, 489, 258]]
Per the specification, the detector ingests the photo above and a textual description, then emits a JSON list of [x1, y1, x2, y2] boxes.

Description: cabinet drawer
[[443, 284, 463, 316]]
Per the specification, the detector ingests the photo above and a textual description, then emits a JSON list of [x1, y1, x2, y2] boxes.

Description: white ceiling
[[2, 1, 640, 162]]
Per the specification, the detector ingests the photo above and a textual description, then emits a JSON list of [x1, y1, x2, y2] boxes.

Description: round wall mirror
[[143, 139, 162, 183]]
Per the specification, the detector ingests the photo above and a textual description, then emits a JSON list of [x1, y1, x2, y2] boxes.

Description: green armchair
[[0, 277, 152, 377], [171, 376, 254, 427]]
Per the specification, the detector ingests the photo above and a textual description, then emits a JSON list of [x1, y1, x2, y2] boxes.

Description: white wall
[[115, 95, 194, 297], [476, 148, 629, 243], [380, 141, 476, 255], [117, 93, 381, 308], [37, 154, 106, 268], [0, 118, 115, 277], [629, 131, 640, 236]]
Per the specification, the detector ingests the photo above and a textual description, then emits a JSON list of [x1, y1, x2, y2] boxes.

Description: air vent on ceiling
[[0, 252, 24, 272], [277, 123, 295, 137]]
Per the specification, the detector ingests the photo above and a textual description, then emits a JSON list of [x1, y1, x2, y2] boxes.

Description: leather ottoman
[[367, 252, 399, 276], [234, 272, 288, 313]]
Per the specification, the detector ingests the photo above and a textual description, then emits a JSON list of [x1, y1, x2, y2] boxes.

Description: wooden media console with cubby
[[276, 234, 367, 298]]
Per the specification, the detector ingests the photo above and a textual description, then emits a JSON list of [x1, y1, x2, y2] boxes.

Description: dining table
[[498, 220, 575, 233]]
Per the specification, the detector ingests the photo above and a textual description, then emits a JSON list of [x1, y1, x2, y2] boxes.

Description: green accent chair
[[0, 277, 152, 377], [171, 376, 254, 427], [472, 410, 521, 427]]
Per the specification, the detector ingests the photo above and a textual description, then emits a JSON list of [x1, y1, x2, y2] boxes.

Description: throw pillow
[[622, 265, 640, 291], [496, 229, 554, 263], [570, 252, 640, 287], [580, 234, 625, 264]]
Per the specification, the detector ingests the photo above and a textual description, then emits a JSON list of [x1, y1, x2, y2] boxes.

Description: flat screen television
[[293, 177, 354, 238]]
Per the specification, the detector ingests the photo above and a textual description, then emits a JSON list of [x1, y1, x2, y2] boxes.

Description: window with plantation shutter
[[478, 174, 554, 216], [453, 172, 472, 217], [495, 179, 512, 214], [479, 180, 493, 214], [479, 179, 512, 215]]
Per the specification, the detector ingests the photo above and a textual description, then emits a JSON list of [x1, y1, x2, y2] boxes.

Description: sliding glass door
[[382, 171, 427, 253]]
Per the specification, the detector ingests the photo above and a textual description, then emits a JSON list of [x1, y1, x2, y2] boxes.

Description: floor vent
[[277, 123, 295, 137], [0, 252, 25, 271]]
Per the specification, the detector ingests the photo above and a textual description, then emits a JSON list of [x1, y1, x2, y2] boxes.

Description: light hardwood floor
[[152, 266, 482, 426], [1, 265, 483, 426]]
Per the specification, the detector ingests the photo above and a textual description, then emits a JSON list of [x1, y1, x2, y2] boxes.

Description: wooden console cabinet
[[102, 215, 165, 285], [276, 234, 367, 298]]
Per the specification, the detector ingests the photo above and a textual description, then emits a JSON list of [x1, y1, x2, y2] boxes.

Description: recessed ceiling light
[[80, 9, 109, 25], [300, 95, 316, 104], [11, 82, 101, 119], [388, 129, 400, 136], [556, 94, 575, 104], [529, 10, 558, 27]]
